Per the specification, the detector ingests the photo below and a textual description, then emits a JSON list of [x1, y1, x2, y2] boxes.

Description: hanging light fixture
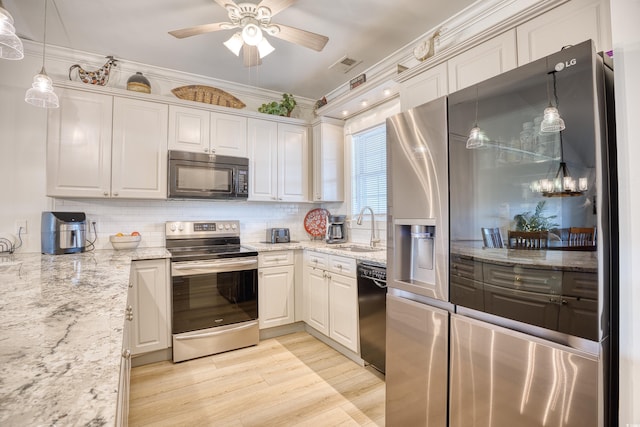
[[0, 0, 24, 60], [466, 85, 489, 149], [223, 18, 275, 60], [530, 132, 588, 197], [25, 0, 58, 108], [540, 62, 565, 133]]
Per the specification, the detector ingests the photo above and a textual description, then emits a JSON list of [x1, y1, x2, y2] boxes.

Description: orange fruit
[[131, 231, 141, 236]]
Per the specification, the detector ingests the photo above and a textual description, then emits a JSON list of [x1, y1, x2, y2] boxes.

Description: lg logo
[[555, 58, 577, 72]]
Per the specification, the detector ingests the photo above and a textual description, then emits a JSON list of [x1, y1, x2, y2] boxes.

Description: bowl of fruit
[[109, 231, 141, 250]]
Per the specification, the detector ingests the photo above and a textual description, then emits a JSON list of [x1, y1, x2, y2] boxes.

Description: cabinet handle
[[103, 192, 109, 197], [113, 192, 118, 197], [122, 349, 131, 359], [514, 276, 521, 282], [336, 264, 343, 270], [210, 148, 216, 153], [204, 148, 209, 153], [128, 281, 133, 288]]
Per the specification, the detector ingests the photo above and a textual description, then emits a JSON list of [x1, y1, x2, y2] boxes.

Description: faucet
[[356, 206, 381, 248]]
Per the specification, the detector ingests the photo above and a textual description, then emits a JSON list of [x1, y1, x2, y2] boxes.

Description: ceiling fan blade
[[243, 45, 262, 67], [257, 0, 296, 17], [211, 0, 239, 10], [169, 22, 231, 39], [270, 24, 329, 52]]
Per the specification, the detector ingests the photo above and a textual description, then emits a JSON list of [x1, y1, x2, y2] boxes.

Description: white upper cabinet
[[516, 0, 612, 65], [168, 106, 248, 157], [47, 89, 168, 199], [168, 105, 210, 153], [400, 62, 448, 111], [112, 97, 168, 199], [312, 120, 344, 202], [210, 112, 248, 157], [447, 29, 518, 92], [248, 118, 309, 202]]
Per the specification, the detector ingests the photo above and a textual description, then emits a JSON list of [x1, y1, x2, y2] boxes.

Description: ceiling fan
[[169, 0, 329, 67]]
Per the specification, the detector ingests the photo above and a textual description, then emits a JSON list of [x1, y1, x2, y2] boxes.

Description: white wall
[[610, 0, 640, 425]]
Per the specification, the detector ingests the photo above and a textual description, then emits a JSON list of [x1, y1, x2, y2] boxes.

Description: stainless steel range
[[166, 220, 258, 362]]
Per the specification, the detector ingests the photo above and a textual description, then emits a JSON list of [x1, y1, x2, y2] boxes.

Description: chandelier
[[530, 132, 588, 197]]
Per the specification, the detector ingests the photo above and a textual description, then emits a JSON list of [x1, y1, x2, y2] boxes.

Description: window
[[351, 124, 387, 216]]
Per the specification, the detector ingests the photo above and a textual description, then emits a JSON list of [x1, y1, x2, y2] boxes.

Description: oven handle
[[172, 258, 257, 275], [174, 322, 256, 340]]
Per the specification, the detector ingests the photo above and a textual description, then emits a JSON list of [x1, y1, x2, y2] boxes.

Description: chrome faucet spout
[[357, 206, 380, 248]]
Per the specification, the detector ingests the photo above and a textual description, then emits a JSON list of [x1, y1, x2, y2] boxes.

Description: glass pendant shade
[[540, 105, 566, 133], [25, 68, 59, 108], [466, 126, 488, 149], [242, 23, 262, 46], [257, 37, 274, 58], [0, 5, 24, 60], [224, 32, 243, 56]]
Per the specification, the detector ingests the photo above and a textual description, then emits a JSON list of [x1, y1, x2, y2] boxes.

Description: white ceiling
[[7, 0, 477, 100]]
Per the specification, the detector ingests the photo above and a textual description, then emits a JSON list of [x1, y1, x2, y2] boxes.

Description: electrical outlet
[[15, 220, 27, 235]]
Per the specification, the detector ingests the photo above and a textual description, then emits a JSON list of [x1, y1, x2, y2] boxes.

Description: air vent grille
[[329, 55, 362, 73]]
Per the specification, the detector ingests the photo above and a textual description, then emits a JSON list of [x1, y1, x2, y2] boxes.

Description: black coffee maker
[[326, 215, 347, 244]]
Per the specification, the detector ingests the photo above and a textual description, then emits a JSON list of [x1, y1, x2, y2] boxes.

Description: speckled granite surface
[[451, 241, 597, 271], [0, 248, 169, 427], [244, 240, 387, 264]]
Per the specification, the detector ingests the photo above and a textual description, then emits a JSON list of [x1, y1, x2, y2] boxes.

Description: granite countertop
[[244, 240, 387, 265], [0, 248, 169, 427], [451, 241, 597, 272]]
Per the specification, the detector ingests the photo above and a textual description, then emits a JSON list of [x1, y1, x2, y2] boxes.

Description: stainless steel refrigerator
[[386, 96, 452, 426], [385, 40, 617, 426]]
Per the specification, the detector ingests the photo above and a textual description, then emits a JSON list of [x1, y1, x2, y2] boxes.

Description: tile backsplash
[[53, 199, 350, 250]]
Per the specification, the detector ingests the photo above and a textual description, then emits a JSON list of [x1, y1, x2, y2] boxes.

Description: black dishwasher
[[357, 261, 387, 374]]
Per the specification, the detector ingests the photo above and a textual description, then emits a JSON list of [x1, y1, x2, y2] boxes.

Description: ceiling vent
[[329, 55, 362, 73]]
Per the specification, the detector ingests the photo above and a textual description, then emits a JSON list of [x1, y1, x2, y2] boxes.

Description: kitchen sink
[[337, 245, 385, 253]]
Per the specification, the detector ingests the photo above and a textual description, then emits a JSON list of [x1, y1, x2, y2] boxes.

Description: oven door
[[172, 257, 258, 333], [171, 256, 259, 362]]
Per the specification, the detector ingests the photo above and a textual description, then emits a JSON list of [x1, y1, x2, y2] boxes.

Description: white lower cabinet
[[303, 251, 358, 352], [129, 259, 171, 355], [116, 289, 132, 427], [258, 251, 295, 329]]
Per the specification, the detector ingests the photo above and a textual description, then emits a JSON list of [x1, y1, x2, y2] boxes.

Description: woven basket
[[171, 85, 246, 109]]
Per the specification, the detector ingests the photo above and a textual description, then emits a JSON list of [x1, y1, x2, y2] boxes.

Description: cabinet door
[[47, 89, 112, 198], [278, 123, 309, 202], [210, 112, 248, 157], [329, 273, 359, 352], [247, 118, 278, 201], [400, 62, 448, 111], [168, 105, 210, 153], [112, 98, 168, 199], [130, 259, 170, 355], [258, 264, 295, 329], [448, 30, 517, 92], [304, 266, 330, 335], [312, 122, 344, 202], [516, 0, 611, 65]]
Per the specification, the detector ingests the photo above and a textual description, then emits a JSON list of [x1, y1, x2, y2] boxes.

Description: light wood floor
[[128, 332, 385, 426]]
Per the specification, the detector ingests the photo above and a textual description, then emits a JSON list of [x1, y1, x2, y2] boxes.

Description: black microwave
[[168, 150, 249, 200]]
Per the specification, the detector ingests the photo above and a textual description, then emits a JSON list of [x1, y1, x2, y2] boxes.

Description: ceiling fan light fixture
[[242, 23, 262, 46], [257, 37, 274, 59], [0, 2, 24, 60], [224, 32, 243, 56]]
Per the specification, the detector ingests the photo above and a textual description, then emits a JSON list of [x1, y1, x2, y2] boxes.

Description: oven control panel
[[165, 220, 239, 239]]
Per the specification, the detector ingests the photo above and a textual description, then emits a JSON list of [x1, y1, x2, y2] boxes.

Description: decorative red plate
[[304, 208, 329, 238]]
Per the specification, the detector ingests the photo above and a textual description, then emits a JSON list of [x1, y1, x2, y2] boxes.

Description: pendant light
[[530, 132, 588, 197], [25, 0, 58, 108], [0, 0, 24, 60], [466, 85, 489, 149], [540, 62, 565, 133]]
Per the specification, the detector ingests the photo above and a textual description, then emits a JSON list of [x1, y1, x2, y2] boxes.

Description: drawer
[[483, 262, 562, 294], [259, 250, 294, 267], [305, 251, 329, 270], [563, 271, 598, 299], [450, 254, 483, 281], [328, 254, 357, 277]]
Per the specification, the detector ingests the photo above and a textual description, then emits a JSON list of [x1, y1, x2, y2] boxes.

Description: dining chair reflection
[[507, 230, 549, 249], [568, 227, 596, 247]]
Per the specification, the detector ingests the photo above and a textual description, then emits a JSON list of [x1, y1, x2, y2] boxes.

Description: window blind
[[351, 124, 387, 216]]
